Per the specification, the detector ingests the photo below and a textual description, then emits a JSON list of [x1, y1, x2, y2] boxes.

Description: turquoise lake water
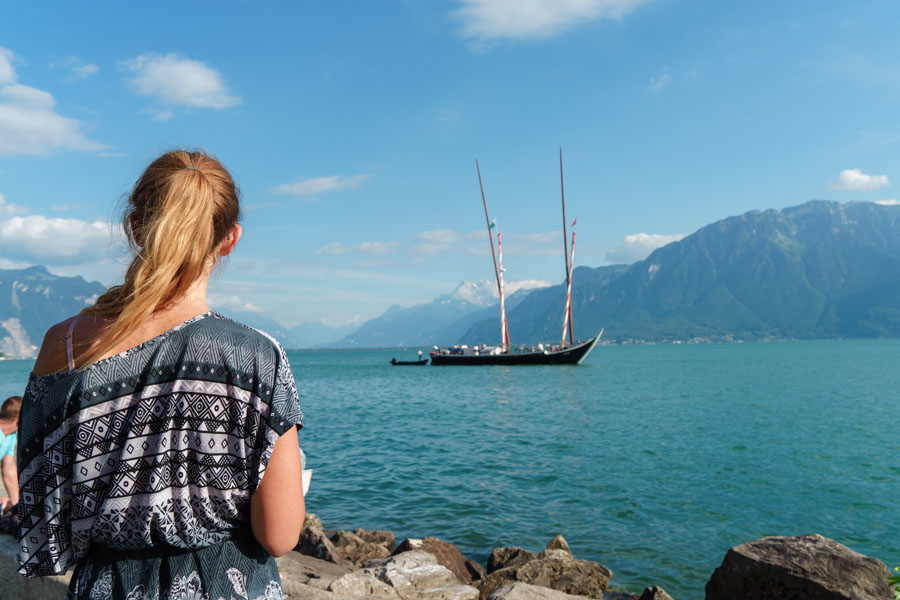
[[2, 339, 898, 598]]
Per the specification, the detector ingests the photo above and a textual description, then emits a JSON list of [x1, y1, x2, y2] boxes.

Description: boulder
[[331, 530, 392, 567], [329, 571, 401, 599], [487, 581, 593, 599], [277, 551, 353, 591], [396, 537, 477, 583], [706, 534, 893, 600], [371, 550, 464, 597], [544, 536, 572, 555], [488, 548, 539, 574], [477, 553, 612, 600], [637, 586, 673, 600], [296, 519, 351, 567], [416, 585, 481, 600], [281, 581, 342, 600], [354, 528, 397, 553]]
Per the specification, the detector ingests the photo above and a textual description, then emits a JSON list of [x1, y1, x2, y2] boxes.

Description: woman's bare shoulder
[[32, 317, 79, 375]]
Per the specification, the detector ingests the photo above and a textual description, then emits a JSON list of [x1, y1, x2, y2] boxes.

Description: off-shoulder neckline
[[29, 311, 218, 382]]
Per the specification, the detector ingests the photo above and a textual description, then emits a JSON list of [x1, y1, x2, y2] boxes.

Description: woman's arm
[[250, 426, 305, 557]]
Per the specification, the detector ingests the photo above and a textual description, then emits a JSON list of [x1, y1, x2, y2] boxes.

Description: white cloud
[[0, 214, 114, 264], [271, 174, 371, 197], [875, 199, 900, 206], [52, 56, 99, 82], [207, 293, 263, 314], [314, 241, 398, 255], [0, 47, 15, 85], [606, 232, 684, 263], [829, 168, 889, 191], [454, 0, 653, 42], [121, 53, 240, 112], [503, 231, 559, 256], [649, 71, 671, 91], [0, 194, 28, 216], [505, 279, 552, 294], [413, 229, 461, 255], [0, 46, 104, 155]]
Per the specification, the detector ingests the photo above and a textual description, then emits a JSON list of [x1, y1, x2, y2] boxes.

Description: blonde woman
[[16, 150, 305, 600]]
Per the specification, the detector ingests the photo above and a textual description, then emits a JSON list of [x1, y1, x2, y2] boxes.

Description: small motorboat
[[391, 357, 429, 366], [391, 351, 428, 365]]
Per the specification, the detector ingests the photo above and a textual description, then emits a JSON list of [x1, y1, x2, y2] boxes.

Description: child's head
[[0, 395, 21, 421]]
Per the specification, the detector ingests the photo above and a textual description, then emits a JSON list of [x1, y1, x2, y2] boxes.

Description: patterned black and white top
[[16, 312, 303, 600]]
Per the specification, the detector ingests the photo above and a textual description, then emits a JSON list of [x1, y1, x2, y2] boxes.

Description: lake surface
[[3, 339, 898, 598]]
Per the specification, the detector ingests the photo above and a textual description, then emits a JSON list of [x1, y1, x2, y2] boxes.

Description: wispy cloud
[[0, 46, 104, 155], [606, 232, 684, 263], [121, 53, 240, 119], [454, 0, 653, 42], [314, 241, 398, 255], [271, 174, 371, 197], [207, 293, 263, 314], [875, 199, 900, 206], [52, 56, 99, 82], [413, 228, 460, 254], [649, 70, 671, 92], [829, 168, 889, 191]]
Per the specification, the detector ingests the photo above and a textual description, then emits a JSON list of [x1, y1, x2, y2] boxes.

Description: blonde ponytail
[[80, 150, 240, 366]]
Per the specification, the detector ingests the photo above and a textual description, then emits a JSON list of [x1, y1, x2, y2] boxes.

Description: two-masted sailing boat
[[429, 151, 602, 366]]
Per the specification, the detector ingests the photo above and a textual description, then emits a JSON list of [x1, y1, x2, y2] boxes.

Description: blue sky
[[1, 1, 899, 327]]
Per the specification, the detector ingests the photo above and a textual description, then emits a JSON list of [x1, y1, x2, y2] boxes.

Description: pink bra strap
[[65, 316, 79, 371]]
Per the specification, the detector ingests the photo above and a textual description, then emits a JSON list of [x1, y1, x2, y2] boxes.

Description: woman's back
[[17, 312, 302, 597]]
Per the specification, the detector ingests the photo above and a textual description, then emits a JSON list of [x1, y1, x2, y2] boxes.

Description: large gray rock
[[331, 530, 392, 567], [415, 585, 480, 600], [281, 581, 342, 600], [297, 520, 351, 567], [706, 534, 893, 600], [277, 551, 353, 591], [371, 550, 464, 598], [395, 537, 477, 584], [477, 553, 612, 600], [487, 581, 593, 599], [329, 570, 401, 599]]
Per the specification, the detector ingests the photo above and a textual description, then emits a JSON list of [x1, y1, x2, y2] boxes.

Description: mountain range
[[2, 200, 899, 357], [463, 200, 900, 343]]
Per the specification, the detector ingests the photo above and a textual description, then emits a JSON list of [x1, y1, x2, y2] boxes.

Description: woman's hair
[[80, 149, 241, 366]]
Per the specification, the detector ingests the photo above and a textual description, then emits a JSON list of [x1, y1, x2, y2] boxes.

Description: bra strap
[[65, 316, 79, 371]]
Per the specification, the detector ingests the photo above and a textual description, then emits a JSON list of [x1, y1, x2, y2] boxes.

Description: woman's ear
[[219, 224, 242, 256]]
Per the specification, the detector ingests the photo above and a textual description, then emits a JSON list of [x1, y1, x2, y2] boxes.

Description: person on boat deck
[[0, 395, 20, 514], [16, 150, 305, 600]]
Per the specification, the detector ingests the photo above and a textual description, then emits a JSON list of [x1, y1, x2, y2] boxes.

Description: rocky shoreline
[[287, 514, 895, 600], [0, 519, 895, 599]]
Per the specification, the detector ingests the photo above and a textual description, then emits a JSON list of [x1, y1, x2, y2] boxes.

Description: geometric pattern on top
[[15, 312, 303, 578]]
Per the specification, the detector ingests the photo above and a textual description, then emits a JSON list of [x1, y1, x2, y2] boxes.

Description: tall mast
[[476, 159, 509, 348], [560, 148, 574, 344], [561, 231, 576, 347], [498, 232, 510, 350], [477, 159, 502, 299]]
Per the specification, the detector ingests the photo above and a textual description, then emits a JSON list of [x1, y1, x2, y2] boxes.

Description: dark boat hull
[[391, 358, 429, 365], [429, 335, 599, 366]]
